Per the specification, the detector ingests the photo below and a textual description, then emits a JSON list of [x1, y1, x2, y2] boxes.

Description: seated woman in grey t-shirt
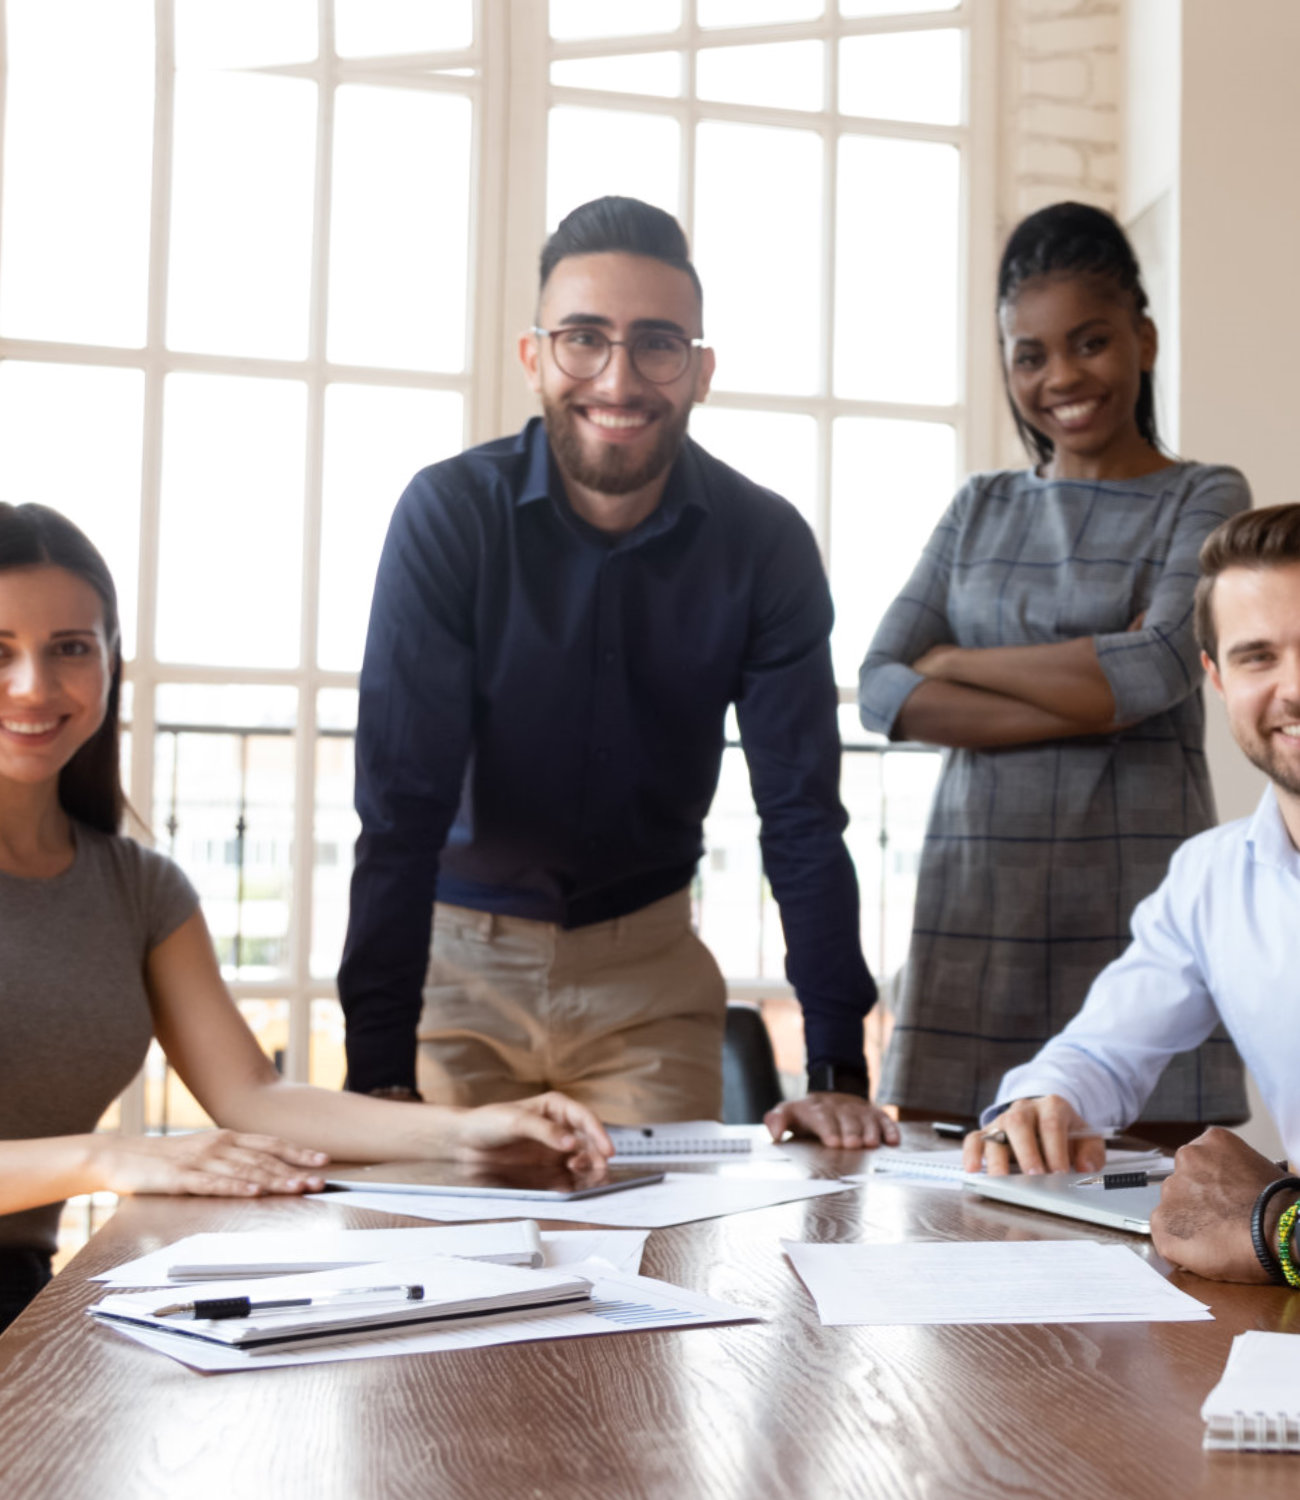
[[0, 502, 613, 1331]]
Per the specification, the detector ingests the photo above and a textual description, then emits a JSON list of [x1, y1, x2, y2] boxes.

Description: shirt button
[[595, 749, 610, 765], [603, 648, 615, 664]]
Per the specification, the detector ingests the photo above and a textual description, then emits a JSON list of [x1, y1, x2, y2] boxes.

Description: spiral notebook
[[607, 1122, 754, 1157], [1202, 1332, 1300, 1451]]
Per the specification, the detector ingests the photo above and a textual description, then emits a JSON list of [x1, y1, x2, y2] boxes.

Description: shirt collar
[[1245, 784, 1300, 874]]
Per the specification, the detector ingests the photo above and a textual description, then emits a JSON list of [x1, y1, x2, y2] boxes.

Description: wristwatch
[[806, 1062, 871, 1099]]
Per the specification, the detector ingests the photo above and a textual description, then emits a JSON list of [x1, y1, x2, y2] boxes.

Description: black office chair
[[722, 1002, 784, 1124]]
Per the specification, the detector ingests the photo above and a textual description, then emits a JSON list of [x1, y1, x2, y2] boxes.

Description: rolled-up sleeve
[[1093, 466, 1251, 722], [859, 485, 969, 738]]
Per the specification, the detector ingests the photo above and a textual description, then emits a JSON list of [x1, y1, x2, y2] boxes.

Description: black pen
[[1076, 1167, 1175, 1190], [151, 1284, 424, 1320]]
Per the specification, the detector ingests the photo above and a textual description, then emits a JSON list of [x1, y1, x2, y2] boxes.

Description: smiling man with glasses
[[339, 196, 896, 1150]]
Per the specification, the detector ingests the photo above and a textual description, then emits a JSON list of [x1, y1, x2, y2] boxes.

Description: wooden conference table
[[1, 1130, 1297, 1500]]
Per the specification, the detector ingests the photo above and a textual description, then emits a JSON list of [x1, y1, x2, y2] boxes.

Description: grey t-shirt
[[0, 826, 198, 1252]]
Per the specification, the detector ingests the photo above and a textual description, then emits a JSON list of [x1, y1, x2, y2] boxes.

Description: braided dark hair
[[997, 201, 1160, 467]]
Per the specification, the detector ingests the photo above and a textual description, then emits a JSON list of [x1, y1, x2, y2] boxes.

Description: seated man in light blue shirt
[[963, 504, 1300, 1283]]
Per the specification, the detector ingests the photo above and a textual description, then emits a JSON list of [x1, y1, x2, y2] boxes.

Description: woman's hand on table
[[450, 1091, 615, 1170], [95, 1130, 330, 1199]]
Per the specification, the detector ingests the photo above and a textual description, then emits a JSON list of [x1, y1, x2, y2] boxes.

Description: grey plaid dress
[[860, 462, 1251, 1122]]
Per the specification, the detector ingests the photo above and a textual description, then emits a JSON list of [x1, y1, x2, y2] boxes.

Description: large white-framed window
[[0, 0, 997, 1129]]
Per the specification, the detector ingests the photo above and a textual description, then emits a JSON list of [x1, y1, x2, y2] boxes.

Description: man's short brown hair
[[1195, 504, 1300, 664]]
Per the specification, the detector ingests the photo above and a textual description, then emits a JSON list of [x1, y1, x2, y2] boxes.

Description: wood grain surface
[[1, 1130, 1297, 1500]]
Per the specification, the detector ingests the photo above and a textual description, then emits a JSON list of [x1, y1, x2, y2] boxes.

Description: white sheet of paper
[[783, 1239, 1213, 1326], [539, 1230, 648, 1275], [1201, 1330, 1300, 1420], [94, 1260, 759, 1372], [93, 1222, 547, 1286], [322, 1172, 854, 1229], [93, 1224, 649, 1287]]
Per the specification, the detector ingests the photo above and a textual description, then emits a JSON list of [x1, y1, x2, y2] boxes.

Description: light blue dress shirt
[[987, 787, 1298, 1159]]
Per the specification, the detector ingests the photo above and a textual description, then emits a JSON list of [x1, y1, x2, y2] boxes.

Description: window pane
[[156, 374, 306, 667], [152, 725, 295, 980], [328, 87, 473, 373], [311, 999, 348, 1088], [698, 747, 765, 978], [839, 29, 963, 126], [0, 363, 144, 658], [168, 73, 317, 359], [695, 121, 822, 396], [550, 52, 683, 98], [318, 385, 464, 672], [834, 136, 959, 404], [155, 684, 297, 730], [548, 108, 680, 228], [0, 0, 153, 347], [550, 0, 681, 41], [335, 0, 472, 56], [829, 416, 955, 683], [688, 408, 819, 534], [313, 688, 356, 982], [841, 0, 958, 14], [696, 41, 824, 112], [174, 0, 316, 67], [699, 0, 823, 25], [313, 730, 358, 981]]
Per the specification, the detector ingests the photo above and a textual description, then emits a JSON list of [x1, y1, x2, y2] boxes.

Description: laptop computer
[[964, 1167, 1166, 1235]]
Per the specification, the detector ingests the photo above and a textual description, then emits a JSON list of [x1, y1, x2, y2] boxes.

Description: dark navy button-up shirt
[[339, 418, 876, 1094]]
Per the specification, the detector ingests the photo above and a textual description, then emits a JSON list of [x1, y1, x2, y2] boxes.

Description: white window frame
[[0, 0, 1000, 1129]]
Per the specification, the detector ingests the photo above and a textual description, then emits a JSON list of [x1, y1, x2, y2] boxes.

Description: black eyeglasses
[[532, 326, 706, 384]]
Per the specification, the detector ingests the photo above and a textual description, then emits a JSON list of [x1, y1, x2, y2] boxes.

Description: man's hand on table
[[1151, 1127, 1295, 1284], [765, 1094, 900, 1149], [961, 1095, 1106, 1176]]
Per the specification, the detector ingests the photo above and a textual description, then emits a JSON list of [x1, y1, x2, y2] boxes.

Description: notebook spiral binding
[[1204, 1411, 1300, 1452]]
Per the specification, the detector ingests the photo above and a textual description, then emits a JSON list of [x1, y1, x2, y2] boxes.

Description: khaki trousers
[[417, 889, 727, 1124]]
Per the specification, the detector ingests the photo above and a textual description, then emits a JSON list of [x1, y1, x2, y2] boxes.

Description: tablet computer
[[323, 1161, 665, 1202]]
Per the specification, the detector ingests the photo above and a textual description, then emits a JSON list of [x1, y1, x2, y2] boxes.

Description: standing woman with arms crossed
[[859, 201, 1249, 1138], [0, 503, 611, 1331]]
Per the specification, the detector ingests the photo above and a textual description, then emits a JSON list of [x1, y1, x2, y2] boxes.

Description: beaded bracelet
[[1278, 1201, 1300, 1289], [1251, 1176, 1300, 1285]]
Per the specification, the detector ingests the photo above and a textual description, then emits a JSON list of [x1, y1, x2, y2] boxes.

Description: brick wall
[[1000, 0, 1123, 231], [992, 0, 1125, 464]]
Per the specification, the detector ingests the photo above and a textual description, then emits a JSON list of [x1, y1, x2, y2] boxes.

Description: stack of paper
[[95, 1225, 650, 1287], [783, 1239, 1213, 1326], [90, 1258, 593, 1353], [90, 1256, 760, 1373]]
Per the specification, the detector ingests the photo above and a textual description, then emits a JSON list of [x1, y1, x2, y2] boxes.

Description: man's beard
[[1239, 732, 1300, 800], [542, 394, 691, 497]]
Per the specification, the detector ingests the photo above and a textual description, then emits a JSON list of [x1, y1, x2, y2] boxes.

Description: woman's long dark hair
[[0, 503, 123, 833], [997, 201, 1161, 468]]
